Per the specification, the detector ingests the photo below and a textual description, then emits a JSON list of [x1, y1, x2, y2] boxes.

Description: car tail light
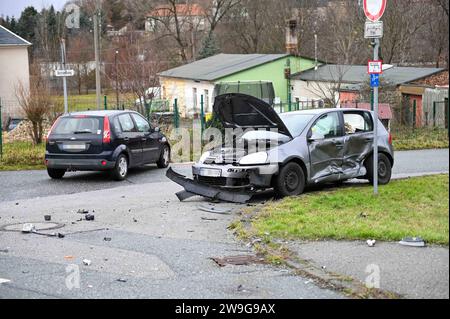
[[388, 132, 393, 145], [103, 116, 111, 144], [45, 117, 60, 142]]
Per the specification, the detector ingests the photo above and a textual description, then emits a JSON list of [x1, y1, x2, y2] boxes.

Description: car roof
[[280, 108, 371, 116], [64, 110, 137, 117]]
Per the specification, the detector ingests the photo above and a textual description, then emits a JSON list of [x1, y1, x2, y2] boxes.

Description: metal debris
[[82, 259, 92, 266], [399, 237, 426, 247], [211, 255, 265, 267], [77, 209, 89, 214], [198, 203, 232, 215], [85, 214, 95, 221], [116, 278, 127, 283], [44, 215, 51, 221]]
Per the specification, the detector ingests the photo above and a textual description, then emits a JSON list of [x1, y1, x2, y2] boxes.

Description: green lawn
[[392, 127, 449, 150], [0, 142, 45, 171], [245, 175, 449, 245]]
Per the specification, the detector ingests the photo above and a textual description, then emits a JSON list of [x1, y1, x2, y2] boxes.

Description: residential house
[[290, 64, 447, 127], [159, 53, 316, 117], [0, 25, 31, 124], [145, 3, 208, 33]]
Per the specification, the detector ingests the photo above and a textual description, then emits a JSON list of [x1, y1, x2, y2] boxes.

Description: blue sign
[[370, 74, 380, 87]]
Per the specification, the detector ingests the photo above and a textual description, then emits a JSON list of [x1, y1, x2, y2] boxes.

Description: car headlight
[[239, 152, 268, 165], [198, 151, 211, 164]]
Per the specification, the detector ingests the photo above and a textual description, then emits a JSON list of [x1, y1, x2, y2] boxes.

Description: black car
[[45, 110, 171, 180]]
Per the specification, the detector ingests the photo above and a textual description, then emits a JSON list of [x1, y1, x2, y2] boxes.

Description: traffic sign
[[364, 21, 383, 38], [363, 0, 387, 22], [370, 74, 380, 87], [55, 69, 75, 77], [368, 60, 383, 74]]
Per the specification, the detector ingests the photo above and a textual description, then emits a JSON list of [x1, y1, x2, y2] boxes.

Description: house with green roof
[[159, 53, 316, 116]]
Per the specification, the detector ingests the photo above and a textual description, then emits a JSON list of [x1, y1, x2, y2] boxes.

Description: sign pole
[[60, 39, 68, 114], [373, 38, 380, 195]]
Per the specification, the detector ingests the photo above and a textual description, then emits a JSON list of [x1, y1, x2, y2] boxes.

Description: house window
[[193, 88, 198, 113]]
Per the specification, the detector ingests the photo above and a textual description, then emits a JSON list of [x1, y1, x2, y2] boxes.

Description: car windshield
[[53, 117, 102, 135], [279, 113, 315, 137]]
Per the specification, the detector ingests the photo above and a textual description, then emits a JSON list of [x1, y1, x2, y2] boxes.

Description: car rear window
[[53, 117, 102, 135]]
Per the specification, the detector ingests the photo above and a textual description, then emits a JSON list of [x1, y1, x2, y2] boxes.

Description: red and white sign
[[368, 60, 383, 74], [363, 0, 387, 22]]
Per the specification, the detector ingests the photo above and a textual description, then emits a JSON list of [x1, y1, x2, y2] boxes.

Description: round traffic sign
[[363, 0, 387, 22]]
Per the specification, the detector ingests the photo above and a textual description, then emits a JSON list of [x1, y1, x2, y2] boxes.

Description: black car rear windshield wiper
[[73, 130, 93, 134]]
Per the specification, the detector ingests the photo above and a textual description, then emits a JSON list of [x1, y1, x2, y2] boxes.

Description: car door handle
[[123, 137, 130, 142]]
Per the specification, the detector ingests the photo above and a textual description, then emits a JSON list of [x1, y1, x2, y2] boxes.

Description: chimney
[[286, 18, 299, 55]]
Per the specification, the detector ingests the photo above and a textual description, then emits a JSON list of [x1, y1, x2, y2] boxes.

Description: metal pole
[[373, 38, 380, 195], [0, 98, 2, 160], [433, 101, 436, 127], [94, 12, 101, 110], [174, 98, 179, 129], [115, 50, 119, 110], [412, 99, 417, 130], [200, 94, 205, 133], [61, 39, 68, 114], [104, 95, 107, 110]]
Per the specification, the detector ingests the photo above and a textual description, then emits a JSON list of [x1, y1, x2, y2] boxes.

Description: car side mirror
[[307, 130, 324, 142]]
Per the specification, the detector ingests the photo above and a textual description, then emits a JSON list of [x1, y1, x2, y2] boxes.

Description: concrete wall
[[292, 79, 340, 106], [160, 77, 214, 117], [0, 46, 30, 121]]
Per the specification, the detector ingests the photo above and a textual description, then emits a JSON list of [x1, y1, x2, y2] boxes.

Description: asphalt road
[[0, 149, 448, 203], [0, 148, 448, 299]]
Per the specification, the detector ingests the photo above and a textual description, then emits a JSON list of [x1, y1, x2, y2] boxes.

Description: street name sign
[[368, 60, 383, 74], [55, 69, 75, 77]]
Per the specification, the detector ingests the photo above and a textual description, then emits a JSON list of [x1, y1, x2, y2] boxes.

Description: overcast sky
[[0, 0, 68, 18]]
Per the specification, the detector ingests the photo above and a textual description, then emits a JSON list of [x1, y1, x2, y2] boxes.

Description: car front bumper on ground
[[192, 163, 279, 188]]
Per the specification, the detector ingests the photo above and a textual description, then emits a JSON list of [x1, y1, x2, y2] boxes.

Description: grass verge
[[0, 142, 45, 171], [243, 175, 449, 245], [392, 127, 449, 150]]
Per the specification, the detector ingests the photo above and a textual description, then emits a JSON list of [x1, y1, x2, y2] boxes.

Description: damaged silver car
[[170, 93, 394, 201]]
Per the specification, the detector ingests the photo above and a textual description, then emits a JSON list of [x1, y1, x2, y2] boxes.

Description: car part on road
[[399, 237, 426, 247], [166, 168, 252, 204], [198, 203, 233, 215], [211, 255, 266, 267]]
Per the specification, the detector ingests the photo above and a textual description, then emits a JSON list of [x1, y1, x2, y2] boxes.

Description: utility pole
[[60, 39, 69, 114], [93, 7, 101, 110], [115, 49, 119, 109]]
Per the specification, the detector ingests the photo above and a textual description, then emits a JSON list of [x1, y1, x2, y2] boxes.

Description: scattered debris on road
[[367, 239, 376, 247], [211, 255, 265, 267], [399, 237, 426, 247], [77, 209, 89, 214], [85, 214, 95, 221], [64, 255, 75, 260], [0, 248, 9, 253], [44, 215, 51, 221], [201, 217, 218, 221], [83, 259, 92, 266], [198, 203, 232, 215], [117, 278, 127, 283], [104, 237, 112, 242], [21, 223, 36, 233]]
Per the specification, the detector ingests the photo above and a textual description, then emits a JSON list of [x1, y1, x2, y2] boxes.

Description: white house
[[0, 25, 31, 122]]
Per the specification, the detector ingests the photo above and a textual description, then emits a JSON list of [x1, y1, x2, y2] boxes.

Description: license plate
[[63, 143, 86, 150], [200, 168, 222, 177]]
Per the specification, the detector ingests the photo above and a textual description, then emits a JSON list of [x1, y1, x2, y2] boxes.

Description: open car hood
[[213, 93, 292, 138]]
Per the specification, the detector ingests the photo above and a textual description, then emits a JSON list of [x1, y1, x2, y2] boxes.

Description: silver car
[[192, 93, 394, 197]]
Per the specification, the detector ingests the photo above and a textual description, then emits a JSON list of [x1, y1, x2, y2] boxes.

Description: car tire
[[47, 168, 65, 179], [274, 162, 306, 197], [157, 145, 170, 169], [365, 153, 392, 185], [111, 154, 128, 181]]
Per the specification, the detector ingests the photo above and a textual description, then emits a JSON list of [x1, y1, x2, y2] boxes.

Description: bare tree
[[15, 65, 53, 144]]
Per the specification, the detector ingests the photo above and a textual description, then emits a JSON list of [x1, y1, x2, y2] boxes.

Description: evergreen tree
[[198, 34, 220, 59], [16, 6, 38, 43]]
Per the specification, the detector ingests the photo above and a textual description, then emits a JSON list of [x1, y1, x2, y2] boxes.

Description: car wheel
[[111, 154, 128, 181], [365, 153, 392, 185], [47, 168, 65, 179], [157, 145, 170, 169], [274, 162, 305, 197]]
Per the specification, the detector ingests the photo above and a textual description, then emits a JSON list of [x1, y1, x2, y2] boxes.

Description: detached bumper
[[192, 163, 278, 188], [166, 168, 253, 204]]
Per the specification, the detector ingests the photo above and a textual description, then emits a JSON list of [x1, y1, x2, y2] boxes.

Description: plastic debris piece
[[83, 259, 92, 266], [367, 239, 376, 247], [399, 237, 426, 247], [22, 223, 36, 233]]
